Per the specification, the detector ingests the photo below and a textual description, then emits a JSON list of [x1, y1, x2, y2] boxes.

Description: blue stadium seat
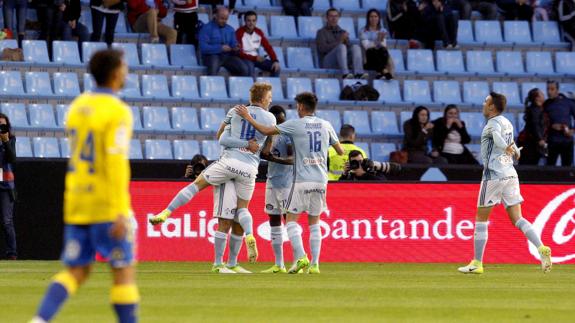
[[22, 40, 50, 64], [436, 50, 465, 74], [33, 137, 61, 158], [200, 107, 226, 132], [526, 51, 554, 76], [256, 15, 269, 35], [25, 72, 53, 96], [373, 80, 402, 103], [59, 138, 70, 158], [29, 104, 57, 129], [82, 42, 107, 63], [555, 52, 575, 76], [503, 21, 532, 44], [16, 137, 33, 157], [521, 82, 546, 101], [433, 80, 462, 104], [420, 168, 447, 182], [201, 140, 221, 160], [200, 76, 228, 100], [388, 49, 405, 72], [371, 111, 399, 135], [315, 78, 341, 102], [53, 72, 80, 97], [403, 80, 431, 104], [271, 46, 286, 68], [112, 42, 140, 66], [173, 140, 201, 160], [492, 82, 521, 106], [83, 73, 95, 92], [0, 39, 18, 52], [141, 43, 170, 67], [1, 103, 28, 128], [142, 106, 173, 131], [118, 74, 141, 99], [286, 77, 312, 100], [463, 81, 490, 105], [343, 110, 371, 135], [466, 144, 482, 164], [370, 143, 395, 162], [270, 16, 297, 38], [227, 14, 240, 30], [171, 75, 199, 99], [115, 12, 128, 33], [0, 71, 25, 96], [130, 106, 142, 130], [286, 47, 315, 70], [144, 139, 173, 160], [363, 0, 388, 10], [457, 20, 474, 44], [560, 83, 575, 96], [459, 112, 485, 137], [198, 13, 209, 24], [257, 77, 284, 100], [313, 0, 331, 10], [407, 50, 435, 73], [333, 0, 361, 10], [315, 110, 341, 133], [466, 50, 495, 74], [170, 44, 198, 67], [142, 74, 171, 99], [474, 21, 503, 43], [130, 139, 143, 159], [243, 0, 271, 7], [298, 16, 323, 39], [56, 104, 69, 127], [496, 51, 525, 75], [52, 41, 81, 65], [339, 17, 356, 39], [172, 107, 201, 132], [229, 76, 254, 100], [355, 142, 370, 157], [532, 21, 561, 44]]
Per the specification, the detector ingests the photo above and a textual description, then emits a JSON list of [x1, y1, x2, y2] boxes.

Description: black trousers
[[174, 12, 199, 46], [0, 189, 16, 258], [547, 141, 574, 166]]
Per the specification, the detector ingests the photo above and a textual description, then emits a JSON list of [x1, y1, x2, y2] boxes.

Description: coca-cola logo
[[530, 188, 575, 263]]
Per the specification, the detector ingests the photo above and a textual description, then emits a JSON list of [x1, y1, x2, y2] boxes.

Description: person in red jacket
[[236, 11, 280, 77], [127, 0, 177, 44]]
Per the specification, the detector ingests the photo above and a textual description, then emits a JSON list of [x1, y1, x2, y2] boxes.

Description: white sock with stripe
[[214, 231, 228, 266], [473, 222, 488, 262], [227, 233, 243, 267], [270, 225, 284, 267], [286, 222, 305, 260], [309, 224, 322, 266], [515, 218, 543, 248], [167, 183, 199, 212]]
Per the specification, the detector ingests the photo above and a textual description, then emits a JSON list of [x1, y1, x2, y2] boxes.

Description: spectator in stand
[[497, 0, 534, 20], [387, 0, 421, 48], [90, 0, 124, 46], [450, 0, 498, 20], [316, 8, 367, 79], [556, 0, 575, 42], [518, 88, 547, 165], [418, 0, 458, 49], [3, 0, 27, 46], [282, 0, 313, 17], [0, 113, 17, 260], [236, 11, 280, 77], [360, 9, 395, 80], [59, 0, 90, 51], [544, 80, 575, 166], [127, 0, 177, 45], [199, 6, 248, 76], [172, 0, 199, 46], [403, 106, 447, 164], [432, 104, 477, 164], [36, 0, 64, 51]]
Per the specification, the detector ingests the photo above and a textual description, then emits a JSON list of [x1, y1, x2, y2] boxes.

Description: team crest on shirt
[[64, 239, 81, 260], [111, 248, 125, 261], [266, 204, 274, 210]]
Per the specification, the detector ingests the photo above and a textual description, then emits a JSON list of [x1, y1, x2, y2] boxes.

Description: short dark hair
[[269, 105, 286, 116], [243, 10, 257, 21], [546, 80, 559, 89], [0, 112, 12, 134], [339, 124, 356, 138], [294, 92, 318, 113], [326, 8, 339, 16], [443, 104, 459, 118], [191, 154, 208, 166], [490, 92, 507, 113], [348, 150, 363, 159], [89, 49, 124, 87]]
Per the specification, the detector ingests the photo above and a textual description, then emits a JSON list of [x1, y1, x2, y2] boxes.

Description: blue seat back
[[556, 52, 575, 74], [433, 80, 462, 104], [315, 78, 341, 102], [16, 137, 33, 157], [526, 51, 553, 74], [466, 50, 494, 73], [201, 140, 221, 160], [403, 80, 431, 104], [142, 106, 172, 131], [200, 76, 228, 99], [407, 50, 435, 73], [270, 16, 297, 38], [503, 21, 532, 43], [170, 44, 198, 67], [463, 81, 490, 105], [286, 77, 312, 100], [145, 139, 173, 159], [53, 72, 81, 97], [388, 49, 405, 71], [0, 71, 24, 95], [315, 110, 341, 133], [33, 137, 61, 158], [56, 104, 70, 127], [82, 42, 107, 63], [112, 42, 140, 66], [343, 110, 371, 135], [22, 40, 50, 64], [496, 51, 525, 74], [29, 104, 57, 129], [52, 41, 81, 65], [436, 50, 464, 73], [257, 77, 284, 100], [229, 76, 254, 100], [287, 47, 315, 69], [373, 80, 401, 103], [130, 106, 142, 130], [172, 107, 200, 132], [200, 107, 226, 132], [298, 16, 323, 38], [172, 75, 199, 99], [142, 74, 171, 98], [457, 20, 474, 43], [118, 74, 141, 98], [475, 21, 503, 43], [532, 21, 560, 43], [460, 112, 485, 137], [371, 111, 399, 135], [173, 140, 201, 160], [25, 72, 53, 96], [492, 82, 521, 106], [141, 43, 170, 67], [130, 139, 143, 159], [371, 143, 396, 162]]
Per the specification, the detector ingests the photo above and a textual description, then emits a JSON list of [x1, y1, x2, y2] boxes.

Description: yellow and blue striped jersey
[[64, 89, 133, 224]]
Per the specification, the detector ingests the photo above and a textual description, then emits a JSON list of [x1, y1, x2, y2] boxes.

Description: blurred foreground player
[[31, 49, 138, 322], [458, 92, 552, 275]]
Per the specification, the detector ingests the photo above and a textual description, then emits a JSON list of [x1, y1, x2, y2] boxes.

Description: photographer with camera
[[339, 150, 401, 181], [184, 154, 209, 180], [0, 113, 17, 260], [328, 124, 368, 181]]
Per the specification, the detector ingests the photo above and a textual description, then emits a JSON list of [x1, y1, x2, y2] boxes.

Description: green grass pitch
[[1, 261, 574, 323]]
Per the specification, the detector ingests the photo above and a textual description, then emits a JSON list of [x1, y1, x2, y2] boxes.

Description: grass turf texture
[[1, 261, 574, 323]]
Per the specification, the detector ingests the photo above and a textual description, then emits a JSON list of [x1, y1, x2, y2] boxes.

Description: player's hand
[[110, 216, 128, 240], [257, 55, 265, 63], [235, 105, 250, 119], [247, 139, 259, 153], [184, 165, 194, 178], [505, 143, 520, 160]]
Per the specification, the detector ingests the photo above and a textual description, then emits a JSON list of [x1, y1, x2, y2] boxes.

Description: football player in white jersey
[[458, 92, 552, 274]]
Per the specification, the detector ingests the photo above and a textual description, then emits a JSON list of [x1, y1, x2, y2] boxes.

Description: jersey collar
[[93, 87, 116, 95]]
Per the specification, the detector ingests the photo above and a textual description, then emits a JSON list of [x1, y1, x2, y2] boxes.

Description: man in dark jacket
[[60, 0, 90, 49], [339, 150, 386, 181], [544, 80, 575, 166]]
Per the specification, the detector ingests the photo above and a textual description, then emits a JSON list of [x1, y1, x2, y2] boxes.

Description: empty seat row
[[458, 20, 567, 46]]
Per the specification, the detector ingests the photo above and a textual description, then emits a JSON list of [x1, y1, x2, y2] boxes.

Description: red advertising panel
[[131, 182, 575, 264]]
